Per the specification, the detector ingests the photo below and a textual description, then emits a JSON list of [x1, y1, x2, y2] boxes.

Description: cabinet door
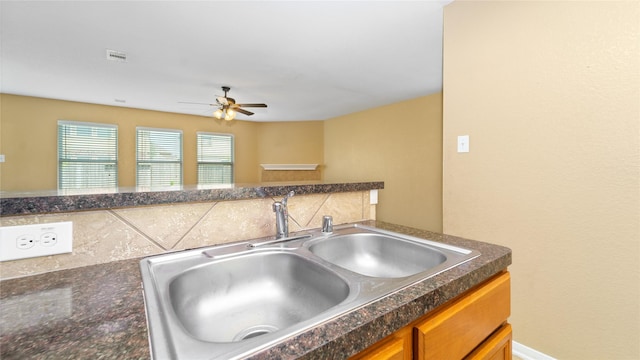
[[414, 272, 511, 360], [465, 323, 512, 360], [350, 326, 412, 360]]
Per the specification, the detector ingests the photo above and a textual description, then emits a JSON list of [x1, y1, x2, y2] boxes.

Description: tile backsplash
[[0, 191, 375, 279]]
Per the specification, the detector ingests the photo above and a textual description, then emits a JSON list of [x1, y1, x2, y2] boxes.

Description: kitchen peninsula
[[0, 222, 510, 359], [0, 181, 511, 359]]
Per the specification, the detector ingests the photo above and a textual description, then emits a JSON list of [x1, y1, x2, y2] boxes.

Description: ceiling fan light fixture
[[213, 109, 223, 119], [224, 109, 236, 121]]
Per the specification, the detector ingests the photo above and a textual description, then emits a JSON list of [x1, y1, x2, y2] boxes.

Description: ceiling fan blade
[[235, 103, 267, 108], [234, 108, 254, 116], [216, 97, 228, 106], [179, 101, 215, 106]]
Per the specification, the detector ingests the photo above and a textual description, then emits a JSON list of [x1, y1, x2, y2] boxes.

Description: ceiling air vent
[[106, 49, 127, 62]]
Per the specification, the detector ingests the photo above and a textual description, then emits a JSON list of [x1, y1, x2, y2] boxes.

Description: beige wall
[[256, 121, 324, 165], [256, 121, 324, 181], [324, 93, 443, 232], [0, 95, 325, 190], [443, 1, 639, 359]]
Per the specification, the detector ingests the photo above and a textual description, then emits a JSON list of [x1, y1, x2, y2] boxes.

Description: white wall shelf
[[260, 164, 319, 171]]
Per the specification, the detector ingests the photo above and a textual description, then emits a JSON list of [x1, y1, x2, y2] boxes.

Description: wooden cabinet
[[351, 272, 511, 360], [414, 271, 511, 360], [350, 326, 412, 360], [465, 323, 512, 360]]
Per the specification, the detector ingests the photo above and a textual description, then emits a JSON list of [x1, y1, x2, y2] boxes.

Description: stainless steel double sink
[[139, 224, 480, 359]]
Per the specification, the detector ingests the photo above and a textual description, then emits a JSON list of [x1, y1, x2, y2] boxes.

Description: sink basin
[[168, 251, 349, 343], [140, 224, 480, 360], [308, 233, 447, 278]]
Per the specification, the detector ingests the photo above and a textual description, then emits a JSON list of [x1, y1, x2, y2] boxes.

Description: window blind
[[58, 121, 118, 189], [197, 132, 234, 184], [136, 128, 183, 187]]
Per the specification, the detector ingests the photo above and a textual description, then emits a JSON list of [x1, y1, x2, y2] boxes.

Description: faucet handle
[[281, 190, 295, 206]]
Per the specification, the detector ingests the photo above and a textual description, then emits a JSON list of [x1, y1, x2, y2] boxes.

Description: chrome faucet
[[273, 191, 294, 239]]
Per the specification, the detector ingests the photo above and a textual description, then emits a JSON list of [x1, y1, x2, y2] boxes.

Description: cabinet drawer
[[465, 323, 512, 360], [414, 272, 511, 360]]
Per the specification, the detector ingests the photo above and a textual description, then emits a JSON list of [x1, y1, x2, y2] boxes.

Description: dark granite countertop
[[0, 181, 384, 216], [0, 221, 511, 360]]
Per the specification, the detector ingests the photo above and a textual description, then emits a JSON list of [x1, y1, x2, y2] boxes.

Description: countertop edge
[[0, 181, 384, 216]]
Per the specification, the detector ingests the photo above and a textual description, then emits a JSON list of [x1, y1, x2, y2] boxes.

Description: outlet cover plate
[[457, 135, 470, 153], [0, 222, 73, 261]]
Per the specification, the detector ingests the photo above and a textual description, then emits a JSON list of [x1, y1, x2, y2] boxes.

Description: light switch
[[457, 135, 470, 153]]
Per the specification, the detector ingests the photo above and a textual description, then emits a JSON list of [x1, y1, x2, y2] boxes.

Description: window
[[197, 132, 234, 184], [136, 127, 182, 187], [58, 120, 118, 189]]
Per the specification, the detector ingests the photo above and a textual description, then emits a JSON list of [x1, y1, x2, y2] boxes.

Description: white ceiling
[[0, 1, 451, 122]]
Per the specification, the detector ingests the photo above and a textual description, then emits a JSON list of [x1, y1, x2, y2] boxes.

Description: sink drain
[[233, 325, 279, 341]]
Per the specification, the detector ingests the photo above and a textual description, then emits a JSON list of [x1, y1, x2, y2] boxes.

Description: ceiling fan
[[180, 86, 267, 121]]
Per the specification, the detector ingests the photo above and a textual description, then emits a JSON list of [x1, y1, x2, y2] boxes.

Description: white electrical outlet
[[0, 222, 73, 261], [370, 189, 379, 205]]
